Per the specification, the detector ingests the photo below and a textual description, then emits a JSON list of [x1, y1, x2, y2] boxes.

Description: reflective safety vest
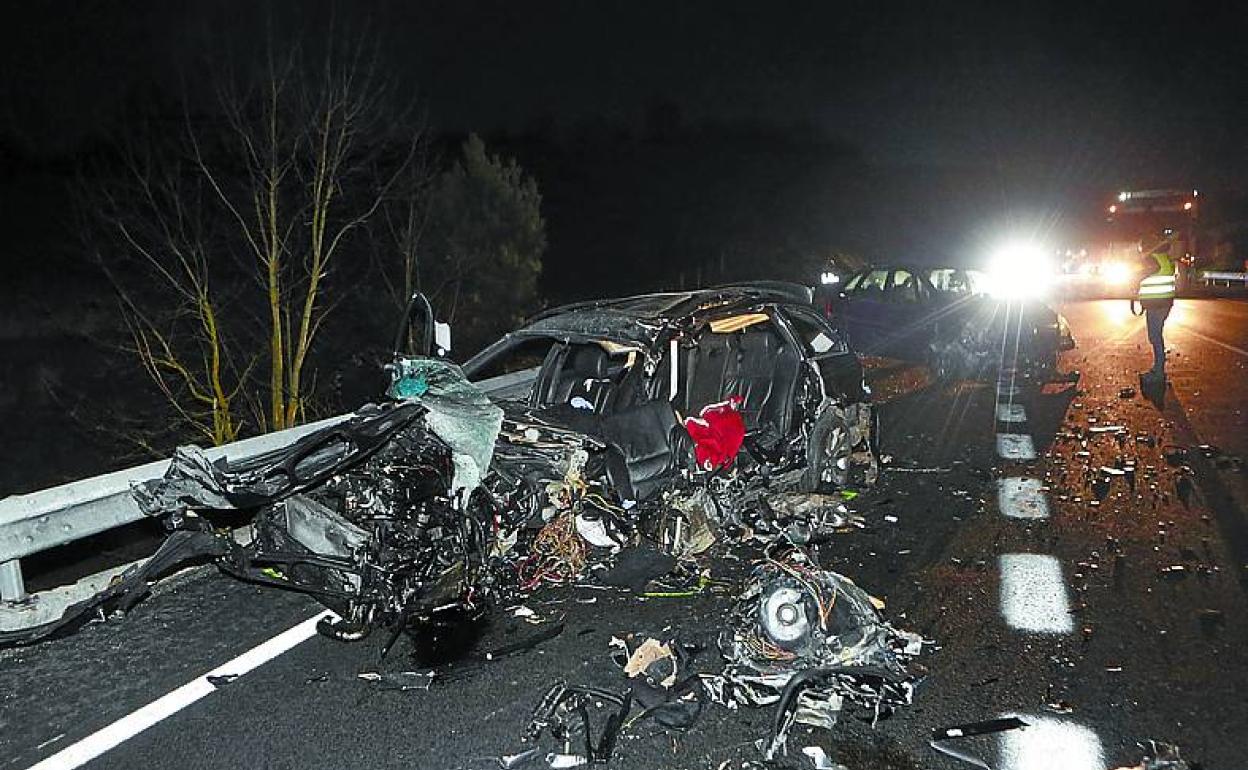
[[1137, 251, 1176, 301]]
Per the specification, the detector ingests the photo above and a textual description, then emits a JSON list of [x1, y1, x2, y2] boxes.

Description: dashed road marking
[[996, 402, 1027, 423], [996, 433, 1036, 460], [998, 713, 1105, 770], [998, 478, 1049, 520], [25, 610, 334, 770], [999, 554, 1074, 634]]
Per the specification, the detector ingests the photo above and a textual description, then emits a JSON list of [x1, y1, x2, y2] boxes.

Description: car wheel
[[802, 409, 851, 492]]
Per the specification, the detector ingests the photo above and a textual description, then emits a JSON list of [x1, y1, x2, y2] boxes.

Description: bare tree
[[91, 34, 425, 444], [199, 38, 422, 430], [91, 129, 246, 446]]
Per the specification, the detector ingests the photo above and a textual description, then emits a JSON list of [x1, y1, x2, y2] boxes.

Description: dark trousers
[[1144, 302, 1172, 375]]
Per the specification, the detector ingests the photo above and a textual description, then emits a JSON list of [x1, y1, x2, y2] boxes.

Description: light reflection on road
[[1095, 298, 1137, 328]]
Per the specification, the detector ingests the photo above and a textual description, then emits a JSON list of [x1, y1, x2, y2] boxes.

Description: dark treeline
[[476, 112, 1102, 306]]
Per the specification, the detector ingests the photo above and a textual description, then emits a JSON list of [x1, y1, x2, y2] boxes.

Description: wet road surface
[[2, 299, 1246, 770]]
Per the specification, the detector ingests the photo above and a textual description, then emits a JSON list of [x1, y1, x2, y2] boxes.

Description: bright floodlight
[[820, 271, 839, 285], [984, 240, 1054, 300], [1102, 260, 1133, 285]]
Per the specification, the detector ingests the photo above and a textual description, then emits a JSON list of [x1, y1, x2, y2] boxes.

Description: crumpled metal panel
[[387, 357, 504, 494]]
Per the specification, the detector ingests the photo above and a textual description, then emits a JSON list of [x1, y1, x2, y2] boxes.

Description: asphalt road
[[2, 299, 1247, 770]]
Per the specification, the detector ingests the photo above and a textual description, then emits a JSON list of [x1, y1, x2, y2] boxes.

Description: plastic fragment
[[801, 746, 846, 770]]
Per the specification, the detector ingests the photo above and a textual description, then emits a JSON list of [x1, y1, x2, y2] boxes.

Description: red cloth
[[683, 396, 746, 470]]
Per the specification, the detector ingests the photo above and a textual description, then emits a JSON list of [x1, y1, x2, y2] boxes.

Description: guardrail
[[0, 367, 536, 606], [1198, 270, 1248, 287]]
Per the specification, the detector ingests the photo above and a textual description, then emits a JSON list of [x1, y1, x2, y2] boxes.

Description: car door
[[839, 268, 891, 355], [781, 306, 866, 404], [878, 268, 931, 359]]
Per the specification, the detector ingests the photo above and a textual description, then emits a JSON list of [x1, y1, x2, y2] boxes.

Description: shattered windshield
[[386, 357, 505, 493]]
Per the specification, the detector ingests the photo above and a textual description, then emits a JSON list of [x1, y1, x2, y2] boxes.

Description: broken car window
[[927, 268, 986, 296], [785, 310, 849, 357], [469, 337, 559, 381], [887, 269, 920, 303], [846, 269, 889, 296]]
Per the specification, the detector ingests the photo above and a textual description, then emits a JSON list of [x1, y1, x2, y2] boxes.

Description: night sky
[[3, 2, 1245, 177], [1, 0, 1246, 274]]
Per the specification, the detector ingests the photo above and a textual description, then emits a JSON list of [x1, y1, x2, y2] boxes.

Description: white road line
[[996, 433, 1036, 461], [998, 713, 1105, 770], [25, 610, 334, 770], [1176, 325, 1248, 358], [997, 478, 1049, 520], [996, 403, 1027, 423], [999, 554, 1073, 634]]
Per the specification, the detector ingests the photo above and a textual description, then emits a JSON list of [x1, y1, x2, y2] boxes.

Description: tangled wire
[[519, 512, 589, 590]]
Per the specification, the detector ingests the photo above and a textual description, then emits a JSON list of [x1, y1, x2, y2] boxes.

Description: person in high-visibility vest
[[1136, 238, 1177, 381]]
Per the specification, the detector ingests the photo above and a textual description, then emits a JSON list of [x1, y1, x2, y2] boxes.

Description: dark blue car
[[829, 265, 1074, 381]]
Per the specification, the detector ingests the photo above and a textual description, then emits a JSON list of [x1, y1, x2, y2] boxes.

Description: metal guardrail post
[[0, 559, 27, 603]]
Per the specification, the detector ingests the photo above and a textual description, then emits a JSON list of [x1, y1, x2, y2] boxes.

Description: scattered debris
[[610, 633, 706, 729], [522, 682, 631, 765], [480, 619, 566, 661], [754, 492, 866, 545], [620, 637, 679, 687], [929, 717, 1028, 769], [718, 551, 923, 760], [800, 745, 847, 770], [1198, 608, 1224, 631], [356, 670, 437, 691], [1163, 446, 1188, 466], [1111, 740, 1191, 770]]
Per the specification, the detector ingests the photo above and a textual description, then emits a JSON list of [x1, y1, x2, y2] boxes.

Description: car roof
[[529, 282, 813, 323], [858, 264, 983, 274], [516, 282, 814, 347]]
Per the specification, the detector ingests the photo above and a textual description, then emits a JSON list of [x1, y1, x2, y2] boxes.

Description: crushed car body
[[0, 284, 880, 649]]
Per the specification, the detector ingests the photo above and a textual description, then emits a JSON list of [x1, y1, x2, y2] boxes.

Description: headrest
[[739, 329, 775, 355], [569, 345, 609, 378]]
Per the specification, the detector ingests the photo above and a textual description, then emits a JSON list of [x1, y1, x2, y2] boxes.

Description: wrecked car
[[830, 265, 1075, 381], [1, 284, 879, 649], [465, 282, 879, 495]]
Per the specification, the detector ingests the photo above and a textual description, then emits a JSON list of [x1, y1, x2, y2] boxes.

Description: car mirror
[[393, 292, 451, 359]]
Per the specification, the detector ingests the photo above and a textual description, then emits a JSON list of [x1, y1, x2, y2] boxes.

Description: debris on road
[[522, 682, 631, 765], [718, 551, 923, 760], [356, 669, 436, 691], [800, 745, 847, 770], [929, 716, 1028, 769], [479, 619, 566, 661], [1111, 740, 1191, 770]]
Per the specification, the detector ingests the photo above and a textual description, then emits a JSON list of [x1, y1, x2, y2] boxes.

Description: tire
[[802, 410, 851, 492]]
